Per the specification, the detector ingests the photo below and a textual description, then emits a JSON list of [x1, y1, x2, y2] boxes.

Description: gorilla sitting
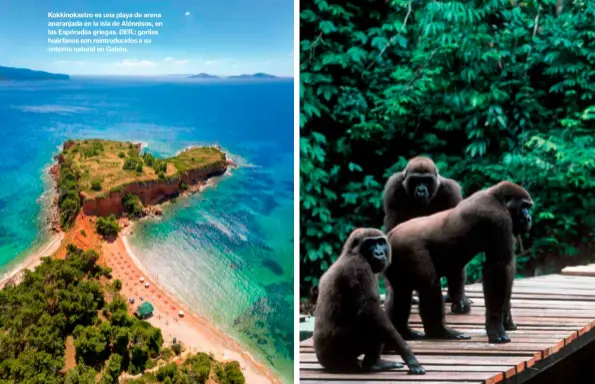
[[314, 228, 425, 374]]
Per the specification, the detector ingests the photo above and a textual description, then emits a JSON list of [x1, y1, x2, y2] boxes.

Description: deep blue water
[[0, 77, 294, 381]]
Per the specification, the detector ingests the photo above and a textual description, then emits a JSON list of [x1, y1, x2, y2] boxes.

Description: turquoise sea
[[0, 77, 294, 382]]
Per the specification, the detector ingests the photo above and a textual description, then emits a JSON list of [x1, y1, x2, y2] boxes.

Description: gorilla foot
[[404, 356, 426, 375], [451, 298, 472, 314], [363, 359, 404, 372], [426, 327, 471, 340], [399, 327, 425, 341], [504, 318, 517, 331], [488, 333, 511, 344]]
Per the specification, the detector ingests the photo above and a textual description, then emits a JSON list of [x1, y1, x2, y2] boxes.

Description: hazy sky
[[0, 0, 294, 76]]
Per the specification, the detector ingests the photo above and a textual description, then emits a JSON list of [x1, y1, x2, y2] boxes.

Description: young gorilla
[[384, 181, 533, 344], [314, 228, 425, 375], [383, 156, 471, 314]]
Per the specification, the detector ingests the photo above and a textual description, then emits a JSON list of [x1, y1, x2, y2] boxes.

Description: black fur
[[313, 228, 425, 375], [383, 156, 471, 314], [385, 181, 533, 344]]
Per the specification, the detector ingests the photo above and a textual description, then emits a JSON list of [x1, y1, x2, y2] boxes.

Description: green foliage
[[214, 361, 245, 384], [64, 363, 96, 384], [179, 181, 189, 191], [91, 180, 102, 191], [122, 194, 144, 218], [82, 141, 104, 158], [171, 343, 181, 356], [96, 215, 120, 237], [300, 0, 595, 294], [129, 352, 238, 384], [113, 279, 122, 291], [135, 163, 143, 173], [118, 152, 126, 158], [153, 159, 168, 175], [99, 353, 123, 384], [142, 152, 155, 167], [123, 158, 140, 171], [0, 245, 103, 382], [58, 160, 81, 229], [80, 229, 86, 237]]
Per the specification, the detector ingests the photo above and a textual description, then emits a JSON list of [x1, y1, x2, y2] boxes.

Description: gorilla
[[383, 156, 471, 314], [314, 228, 425, 375], [384, 181, 533, 344]]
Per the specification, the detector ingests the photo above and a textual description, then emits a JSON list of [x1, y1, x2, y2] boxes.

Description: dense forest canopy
[[300, 0, 595, 296]]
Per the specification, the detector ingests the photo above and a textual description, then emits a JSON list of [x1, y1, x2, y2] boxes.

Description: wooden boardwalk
[[300, 273, 595, 383]]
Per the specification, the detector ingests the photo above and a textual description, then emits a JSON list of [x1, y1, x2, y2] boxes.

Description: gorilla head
[[491, 181, 534, 236], [402, 157, 441, 205], [344, 228, 391, 274]]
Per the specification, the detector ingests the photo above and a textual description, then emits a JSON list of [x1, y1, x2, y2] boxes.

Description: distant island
[[0, 65, 69, 81], [52, 139, 236, 230], [188, 72, 279, 80], [228, 73, 278, 79], [189, 73, 221, 79]]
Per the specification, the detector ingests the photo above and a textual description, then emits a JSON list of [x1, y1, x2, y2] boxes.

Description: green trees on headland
[[122, 194, 144, 218], [96, 215, 120, 237], [58, 159, 82, 229], [300, 1, 595, 295]]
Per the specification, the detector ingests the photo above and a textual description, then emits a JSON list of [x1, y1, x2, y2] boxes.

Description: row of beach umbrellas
[[137, 276, 184, 317]]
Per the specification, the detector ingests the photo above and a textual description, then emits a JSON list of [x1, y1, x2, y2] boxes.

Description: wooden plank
[[301, 381, 483, 384], [300, 370, 504, 383], [299, 353, 525, 369], [301, 344, 542, 359], [561, 265, 595, 277], [301, 273, 595, 383]]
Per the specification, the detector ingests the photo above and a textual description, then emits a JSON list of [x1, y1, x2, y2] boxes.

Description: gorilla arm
[[382, 172, 408, 234]]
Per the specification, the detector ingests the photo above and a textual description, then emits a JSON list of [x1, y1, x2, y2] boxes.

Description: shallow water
[[0, 77, 294, 381]]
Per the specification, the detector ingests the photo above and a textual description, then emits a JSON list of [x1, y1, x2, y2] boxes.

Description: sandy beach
[[0, 232, 64, 289], [105, 219, 280, 384]]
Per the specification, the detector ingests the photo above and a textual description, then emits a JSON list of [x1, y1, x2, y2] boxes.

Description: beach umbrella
[[145, 282, 150, 288], [178, 310, 184, 317], [140, 277, 145, 283]]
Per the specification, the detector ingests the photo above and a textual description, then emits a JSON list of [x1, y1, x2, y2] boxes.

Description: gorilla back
[[385, 181, 533, 344]]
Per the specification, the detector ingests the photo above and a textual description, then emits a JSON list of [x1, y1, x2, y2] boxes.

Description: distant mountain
[[0, 66, 70, 81], [227, 73, 278, 79], [189, 73, 220, 79]]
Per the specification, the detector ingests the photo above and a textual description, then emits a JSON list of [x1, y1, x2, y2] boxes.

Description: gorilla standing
[[314, 228, 425, 375], [383, 156, 471, 314], [385, 181, 533, 343]]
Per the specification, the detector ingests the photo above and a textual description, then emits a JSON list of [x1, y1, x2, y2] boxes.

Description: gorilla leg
[[385, 283, 424, 340], [503, 261, 517, 331], [483, 261, 514, 343], [418, 279, 470, 340], [361, 341, 403, 372], [445, 268, 472, 314]]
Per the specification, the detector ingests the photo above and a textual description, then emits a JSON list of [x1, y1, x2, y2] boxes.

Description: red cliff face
[[81, 162, 228, 217]]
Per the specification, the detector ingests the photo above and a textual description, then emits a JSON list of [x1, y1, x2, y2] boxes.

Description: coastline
[[0, 232, 64, 289], [0, 149, 280, 383], [118, 224, 280, 383]]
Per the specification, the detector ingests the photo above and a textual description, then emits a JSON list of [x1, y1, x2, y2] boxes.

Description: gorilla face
[[360, 236, 391, 273], [403, 174, 439, 204], [510, 199, 533, 235]]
